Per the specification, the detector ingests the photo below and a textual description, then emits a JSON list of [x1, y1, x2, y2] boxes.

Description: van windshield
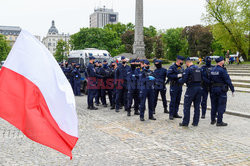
[[68, 58, 80, 64]]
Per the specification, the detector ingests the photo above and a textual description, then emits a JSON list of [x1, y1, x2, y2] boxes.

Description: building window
[[48, 42, 51, 46]]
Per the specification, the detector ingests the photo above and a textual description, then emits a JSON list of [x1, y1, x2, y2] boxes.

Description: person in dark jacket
[[167, 56, 185, 120], [178, 57, 203, 127], [210, 57, 235, 127]]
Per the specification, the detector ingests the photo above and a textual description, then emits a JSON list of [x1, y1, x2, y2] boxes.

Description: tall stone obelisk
[[133, 0, 145, 58]]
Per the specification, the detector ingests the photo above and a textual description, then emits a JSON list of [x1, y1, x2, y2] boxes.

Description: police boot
[[115, 109, 120, 113], [210, 120, 216, 125], [164, 107, 169, 114], [127, 111, 131, 117], [90, 106, 98, 110], [149, 116, 156, 120], [192, 123, 198, 127], [103, 104, 108, 107], [174, 114, 182, 119], [134, 110, 140, 115], [87, 106, 90, 110], [216, 122, 228, 127], [179, 123, 188, 127], [111, 105, 115, 110], [169, 115, 174, 120], [140, 117, 145, 121]]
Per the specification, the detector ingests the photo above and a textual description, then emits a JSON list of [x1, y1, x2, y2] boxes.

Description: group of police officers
[[61, 55, 235, 127]]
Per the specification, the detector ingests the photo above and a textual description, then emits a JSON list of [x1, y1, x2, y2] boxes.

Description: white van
[[67, 48, 113, 94], [68, 48, 113, 68]]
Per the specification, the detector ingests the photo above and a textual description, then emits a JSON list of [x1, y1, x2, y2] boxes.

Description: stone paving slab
[[0, 96, 250, 166]]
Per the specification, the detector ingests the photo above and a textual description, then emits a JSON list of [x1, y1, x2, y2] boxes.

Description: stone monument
[[133, 0, 145, 58]]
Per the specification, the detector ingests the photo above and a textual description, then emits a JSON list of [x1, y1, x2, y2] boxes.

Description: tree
[[0, 34, 11, 61], [70, 28, 125, 57], [121, 30, 134, 53], [162, 28, 188, 60], [54, 40, 69, 62], [154, 35, 164, 59], [182, 25, 213, 58], [203, 0, 249, 60]]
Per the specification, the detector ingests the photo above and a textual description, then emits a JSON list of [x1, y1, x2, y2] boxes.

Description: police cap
[[177, 55, 185, 61], [215, 56, 224, 63]]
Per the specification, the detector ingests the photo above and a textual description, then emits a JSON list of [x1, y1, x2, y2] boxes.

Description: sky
[[0, 0, 207, 38]]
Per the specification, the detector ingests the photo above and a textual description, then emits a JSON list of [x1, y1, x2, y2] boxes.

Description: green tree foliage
[[204, 0, 249, 60], [54, 39, 69, 62], [121, 30, 134, 53], [154, 35, 164, 59], [0, 34, 11, 61], [70, 28, 125, 57], [162, 28, 188, 60], [182, 25, 213, 58]]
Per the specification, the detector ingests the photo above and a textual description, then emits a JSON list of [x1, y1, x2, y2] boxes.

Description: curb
[[162, 99, 250, 119]]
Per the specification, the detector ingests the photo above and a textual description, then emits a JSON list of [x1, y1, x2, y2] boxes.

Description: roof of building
[[0, 26, 21, 31], [48, 20, 58, 35]]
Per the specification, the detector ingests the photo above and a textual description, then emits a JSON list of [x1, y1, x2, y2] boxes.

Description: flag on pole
[[0, 30, 78, 159]]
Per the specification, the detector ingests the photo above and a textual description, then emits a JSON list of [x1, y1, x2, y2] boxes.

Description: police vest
[[189, 68, 202, 83]]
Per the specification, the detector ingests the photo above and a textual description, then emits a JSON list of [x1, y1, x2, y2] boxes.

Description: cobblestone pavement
[[0, 95, 250, 166]]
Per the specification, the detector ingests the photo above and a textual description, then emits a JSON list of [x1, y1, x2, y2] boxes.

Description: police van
[[67, 48, 113, 94]]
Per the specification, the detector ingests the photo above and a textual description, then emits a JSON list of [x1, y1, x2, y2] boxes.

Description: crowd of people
[[61, 55, 235, 127]]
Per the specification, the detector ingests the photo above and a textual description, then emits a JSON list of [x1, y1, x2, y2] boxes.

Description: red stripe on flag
[[0, 67, 78, 159]]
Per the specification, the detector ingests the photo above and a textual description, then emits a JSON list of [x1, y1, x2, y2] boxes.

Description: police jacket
[[115, 64, 131, 87], [72, 68, 81, 80], [178, 65, 202, 88], [154, 67, 167, 86], [167, 63, 184, 86], [210, 65, 235, 92], [139, 69, 155, 90], [127, 68, 140, 90], [201, 65, 214, 87], [87, 63, 103, 85]]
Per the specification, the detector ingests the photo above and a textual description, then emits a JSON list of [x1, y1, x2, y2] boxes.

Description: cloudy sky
[[0, 0, 207, 38]]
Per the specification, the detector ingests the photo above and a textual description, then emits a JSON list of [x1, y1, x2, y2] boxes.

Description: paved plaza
[[0, 95, 250, 166]]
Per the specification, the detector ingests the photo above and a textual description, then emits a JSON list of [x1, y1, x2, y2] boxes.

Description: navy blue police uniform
[[94, 61, 102, 106], [178, 59, 202, 126], [167, 56, 185, 120], [100, 60, 113, 107], [86, 57, 103, 110], [115, 57, 131, 112], [126, 59, 140, 116], [153, 60, 168, 113], [72, 64, 81, 96], [210, 57, 234, 126], [200, 56, 214, 118], [139, 60, 156, 121]]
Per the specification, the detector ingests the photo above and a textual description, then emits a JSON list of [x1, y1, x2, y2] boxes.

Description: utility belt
[[212, 83, 228, 92]]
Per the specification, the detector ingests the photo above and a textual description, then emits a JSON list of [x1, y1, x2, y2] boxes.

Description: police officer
[[210, 57, 234, 127], [139, 60, 156, 121], [87, 56, 99, 110], [154, 60, 168, 114], [63, 61, 72, 82], [178, 57, 202, 127], [115, 56, 131, 112], [200, 56, 214, 119], [94, 60, 101, 106], [167, 56, 185, 120], [100, 60, 113, 107], [127, 59, 140, 116], [72, 64, 82, 96], [110, 61, 118, 110], [69, 62, 76, 89]]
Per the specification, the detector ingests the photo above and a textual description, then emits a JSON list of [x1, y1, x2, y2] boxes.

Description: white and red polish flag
[[0, 30, 78, 159]]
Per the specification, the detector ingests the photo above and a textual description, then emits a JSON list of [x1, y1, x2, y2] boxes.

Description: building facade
[[90, 6, 118, 28], [0, 26, 21, 46], [42, 20, 70, 55]]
